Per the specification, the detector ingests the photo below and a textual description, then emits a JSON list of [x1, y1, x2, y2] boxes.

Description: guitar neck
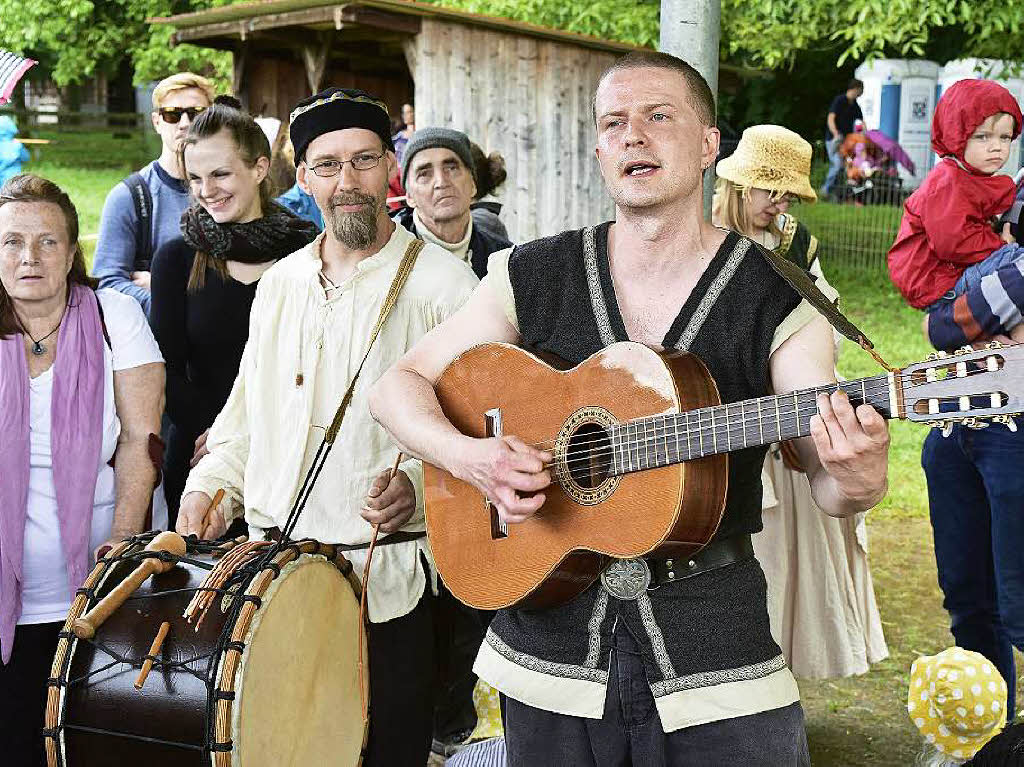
[[608, 373, 896, 475]]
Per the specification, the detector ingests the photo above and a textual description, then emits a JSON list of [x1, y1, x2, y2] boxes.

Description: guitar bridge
[[485, 408, 508, 539]]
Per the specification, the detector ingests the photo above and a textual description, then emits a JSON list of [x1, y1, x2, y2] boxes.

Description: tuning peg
[[954, 346, 974, 356], [931, 419, 954, 437], [985, 340, 1005, 349], [926, 352, 940, 362], [962, 417, 990, 430], [991, 415, 1019, 432]]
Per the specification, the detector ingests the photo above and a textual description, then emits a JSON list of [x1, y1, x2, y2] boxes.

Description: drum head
[[233, 556, 365, 766]]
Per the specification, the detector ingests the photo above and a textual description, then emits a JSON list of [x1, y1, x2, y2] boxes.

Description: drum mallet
[[72, 532, 188, 640], [134, 621, 171, 690]]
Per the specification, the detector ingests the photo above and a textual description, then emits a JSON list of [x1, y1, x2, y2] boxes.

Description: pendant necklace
[[17, 306, 66, 356]]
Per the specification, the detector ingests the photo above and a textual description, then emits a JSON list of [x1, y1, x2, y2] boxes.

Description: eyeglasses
[[157, 106, 207, 124], [308, 153, 385, 177]]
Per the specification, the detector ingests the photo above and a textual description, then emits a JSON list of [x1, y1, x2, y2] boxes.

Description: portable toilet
[[855, 59, 941, 189], [937, 59, 1024, 176]]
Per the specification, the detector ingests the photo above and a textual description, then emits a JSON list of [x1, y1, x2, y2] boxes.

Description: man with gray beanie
[[394, 127, 511, 279]]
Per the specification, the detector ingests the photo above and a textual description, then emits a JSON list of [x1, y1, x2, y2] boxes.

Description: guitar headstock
[[898, 341, 1024, 432]]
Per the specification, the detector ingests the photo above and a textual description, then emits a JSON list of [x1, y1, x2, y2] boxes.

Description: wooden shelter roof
[[150, 0, 755, 79]]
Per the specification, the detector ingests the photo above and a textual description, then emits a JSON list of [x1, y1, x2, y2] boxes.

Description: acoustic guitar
[[423, 341, 1024, 610]]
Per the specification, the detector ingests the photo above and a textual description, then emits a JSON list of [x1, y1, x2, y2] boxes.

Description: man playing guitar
[[370, 51, 890, 765]]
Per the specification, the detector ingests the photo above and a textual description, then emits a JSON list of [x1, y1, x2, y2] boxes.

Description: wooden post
[[301, 33, 332, 95], [659, 0, 720, 218], [232, 43, 249, 107]]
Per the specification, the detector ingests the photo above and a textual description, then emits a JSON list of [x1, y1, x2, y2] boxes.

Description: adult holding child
[[0, 174, 164, 766], [149, 97, 318, 529], [887, 79, 1024, 715], [712, 125, 888, 679]]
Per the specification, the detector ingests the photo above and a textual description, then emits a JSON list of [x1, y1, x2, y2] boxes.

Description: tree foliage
[[0, 0, 231, 88]]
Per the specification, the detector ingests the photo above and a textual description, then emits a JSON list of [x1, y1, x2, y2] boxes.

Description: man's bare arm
[[827, 112, 840, 140], [769, 314, 890, 517], [369, 279, 552, 522]]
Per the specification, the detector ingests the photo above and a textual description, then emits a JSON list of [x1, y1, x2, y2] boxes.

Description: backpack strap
[[94, 291, 112, 350], [121, 172, 153, 272]]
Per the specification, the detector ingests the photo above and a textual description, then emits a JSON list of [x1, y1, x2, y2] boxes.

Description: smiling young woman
[[148, 98, 319, 527]]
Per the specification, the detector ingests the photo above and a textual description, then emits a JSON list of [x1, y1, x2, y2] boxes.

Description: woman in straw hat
[[712, 124, 889, 679]]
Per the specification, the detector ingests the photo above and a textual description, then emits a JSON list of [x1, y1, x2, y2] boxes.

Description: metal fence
[[800, 153, 906, 272]]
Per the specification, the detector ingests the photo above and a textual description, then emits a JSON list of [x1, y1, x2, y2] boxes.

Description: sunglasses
[[157, 106, 207, 124]]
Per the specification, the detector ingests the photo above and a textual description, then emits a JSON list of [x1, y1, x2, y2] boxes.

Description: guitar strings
[[526, 364, 1008, 459], [551, 374, 1011, 471]]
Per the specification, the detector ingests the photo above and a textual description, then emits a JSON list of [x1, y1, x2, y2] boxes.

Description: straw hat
[[716, 125, 817, 202], [907, 647, 1008, 761]]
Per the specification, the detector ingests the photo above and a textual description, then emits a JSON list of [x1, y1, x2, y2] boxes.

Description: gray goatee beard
[[328, 191, 382, 249]]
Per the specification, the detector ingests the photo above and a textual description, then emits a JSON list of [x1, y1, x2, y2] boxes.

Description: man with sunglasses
[[177, 87, 478, 765], [93, 72, 214, 314]]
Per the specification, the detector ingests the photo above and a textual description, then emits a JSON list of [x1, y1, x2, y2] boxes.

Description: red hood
[[932, 79, 1023, 162]]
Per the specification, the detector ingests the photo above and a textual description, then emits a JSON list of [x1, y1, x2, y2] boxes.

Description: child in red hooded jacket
[[887, 79, 1024, 336]]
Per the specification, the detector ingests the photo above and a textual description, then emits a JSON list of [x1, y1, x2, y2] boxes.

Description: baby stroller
[[837, 128, 915, 205]]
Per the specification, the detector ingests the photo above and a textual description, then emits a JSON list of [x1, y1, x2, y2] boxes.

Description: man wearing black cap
[[177, 87, 479, 765]]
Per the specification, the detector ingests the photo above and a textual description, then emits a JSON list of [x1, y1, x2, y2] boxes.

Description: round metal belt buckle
[[600, 557, 652, 600]]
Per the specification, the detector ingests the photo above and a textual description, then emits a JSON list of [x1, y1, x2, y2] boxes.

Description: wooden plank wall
[[407, 19, 615, 244], [245, 55, 413, 124]]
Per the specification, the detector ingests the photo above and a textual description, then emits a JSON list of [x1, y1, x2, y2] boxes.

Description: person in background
[[387, 103, 416, 212], [712, 124, 888, 679], [176, 86, 478, 766], [395, 127, 511, 279], [821, 78, 864, 198], [0, 116, 29, 185], [908, 647, 1007, 767], [93, 72, 215, 316], [149, 97, 318, 530], [0, 174, 164, 767], [468, 141, 510, 243], [274, 126, 325, 231], [888, 79, 1024, 339]]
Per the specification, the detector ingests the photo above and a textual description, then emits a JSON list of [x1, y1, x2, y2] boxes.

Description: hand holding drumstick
[[360, 454, 415, 534]]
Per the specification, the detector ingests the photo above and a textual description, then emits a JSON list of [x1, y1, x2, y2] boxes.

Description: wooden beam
[[301, 32, 332, 93], [338, 6, 420, 35], [232, 43, 249, 102]]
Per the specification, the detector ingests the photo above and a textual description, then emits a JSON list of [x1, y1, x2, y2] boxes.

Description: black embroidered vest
[[508, 222, 802, 538]]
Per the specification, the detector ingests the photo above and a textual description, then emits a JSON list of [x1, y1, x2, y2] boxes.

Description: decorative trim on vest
[[583, 226, 619, 347], [485, 627, 609, 683], [585, 589, 610, 668], [676, 237, 751, 351], [650, 653, 789, 697], [637, 591, 677, 680]]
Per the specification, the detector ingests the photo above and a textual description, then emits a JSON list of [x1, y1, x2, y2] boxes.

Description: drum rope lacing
[[45, 531, 289, 760]]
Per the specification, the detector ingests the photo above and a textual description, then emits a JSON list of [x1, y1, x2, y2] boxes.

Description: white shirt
[[185, 226, 479, 622], [20, 289, 163, 624]]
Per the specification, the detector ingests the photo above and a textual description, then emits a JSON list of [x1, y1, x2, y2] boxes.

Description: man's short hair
[[593, 51, 716, 128], [848, 78, 864, 92], [152, 72, 216, 111]]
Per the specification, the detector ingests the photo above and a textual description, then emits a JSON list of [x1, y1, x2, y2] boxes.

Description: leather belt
[[645, 534, 753, 588], [263, 526, 426, 551]]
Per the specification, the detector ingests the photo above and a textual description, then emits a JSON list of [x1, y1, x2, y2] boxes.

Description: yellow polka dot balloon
[[907, 647, 1007, 760]]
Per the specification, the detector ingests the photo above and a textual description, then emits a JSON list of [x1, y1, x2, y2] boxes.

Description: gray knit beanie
[[401, 127, 476, 188]]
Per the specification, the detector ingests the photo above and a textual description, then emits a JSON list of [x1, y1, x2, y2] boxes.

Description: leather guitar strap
[[754, 243, 894, 370]]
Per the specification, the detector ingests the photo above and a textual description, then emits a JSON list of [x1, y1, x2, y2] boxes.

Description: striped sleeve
[[926, 261, 1024, 350]]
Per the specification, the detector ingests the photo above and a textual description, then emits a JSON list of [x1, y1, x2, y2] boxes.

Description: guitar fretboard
[[608, 375, 893, 475]]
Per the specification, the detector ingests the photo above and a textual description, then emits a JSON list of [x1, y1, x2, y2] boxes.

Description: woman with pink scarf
[[0, 174, 164, 766]]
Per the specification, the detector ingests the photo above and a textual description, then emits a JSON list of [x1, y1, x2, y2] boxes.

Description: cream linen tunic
[[184, 225, 479, 622]]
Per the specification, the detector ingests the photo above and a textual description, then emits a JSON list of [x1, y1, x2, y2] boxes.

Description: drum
[[45, 535, 368, 766]]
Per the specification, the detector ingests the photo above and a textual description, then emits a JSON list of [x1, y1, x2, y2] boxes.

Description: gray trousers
[[504, 621, 810, 766]]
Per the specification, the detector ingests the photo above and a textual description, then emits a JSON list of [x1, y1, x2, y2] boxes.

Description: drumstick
[[134, 621, 171, 690], [199, 488, 226, 539], [72, 532, 187, 640], [359, 451, 404, 723]]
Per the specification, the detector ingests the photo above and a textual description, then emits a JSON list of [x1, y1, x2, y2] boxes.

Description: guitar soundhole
[[566, 423, 613, 489]]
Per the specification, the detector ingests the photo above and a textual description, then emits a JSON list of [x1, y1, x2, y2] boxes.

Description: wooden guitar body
[[423, 342, 728, 610]]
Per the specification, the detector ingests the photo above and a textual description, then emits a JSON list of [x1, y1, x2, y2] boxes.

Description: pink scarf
[[0, 285, 105, 663]]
